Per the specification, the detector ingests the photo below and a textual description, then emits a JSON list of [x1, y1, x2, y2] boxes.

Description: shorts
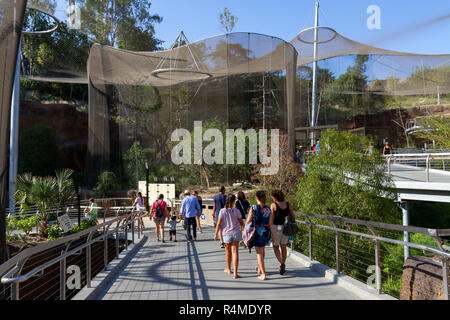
[[169, 230, 177, 236], [153, 217, 165, 223], [272, 225, 289, 246], [223, 233, 242, 244]]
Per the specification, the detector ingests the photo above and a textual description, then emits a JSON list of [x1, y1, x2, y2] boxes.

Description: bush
[[46, 221, 62, 241], [70, 219, 98, 234], [8, 215, 40, 237]]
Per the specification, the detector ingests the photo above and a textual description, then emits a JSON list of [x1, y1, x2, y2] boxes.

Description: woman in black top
[[235, 191, 250, 221], [236, 191, 250, 247], [269, 189, 296, 275]]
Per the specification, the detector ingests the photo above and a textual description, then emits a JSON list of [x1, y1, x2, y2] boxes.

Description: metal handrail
[[294, 210, 450, 299], [385, 152, 450, 182], [1, 210, 145, 299]]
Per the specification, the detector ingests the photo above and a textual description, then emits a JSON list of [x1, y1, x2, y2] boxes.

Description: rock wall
[[400, 255, 447, 300], [341, 104, 450, 148], [19, 100, 88, 172]]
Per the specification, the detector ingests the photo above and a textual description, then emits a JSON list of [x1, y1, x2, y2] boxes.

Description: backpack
[[155, 201, 164, 218], [242, 217, 257, 253]]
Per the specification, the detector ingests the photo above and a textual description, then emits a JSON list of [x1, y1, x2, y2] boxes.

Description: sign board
[[138, 182, 176, 204], [57, 214, 74, 233]]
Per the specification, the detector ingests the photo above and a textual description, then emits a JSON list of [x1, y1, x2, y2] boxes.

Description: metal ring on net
[[296, 26, 338, 45], [22, 5, 60, 35], [151, 68, 213, 81]]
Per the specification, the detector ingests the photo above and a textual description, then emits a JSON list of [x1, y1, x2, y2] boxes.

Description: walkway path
[[97, 226, 360, 300]]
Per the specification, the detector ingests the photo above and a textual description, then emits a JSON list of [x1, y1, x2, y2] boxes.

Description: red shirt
[[152, 200, 167, 218]]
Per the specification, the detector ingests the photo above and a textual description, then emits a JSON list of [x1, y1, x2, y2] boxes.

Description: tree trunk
[[38, 219, 48, 238]]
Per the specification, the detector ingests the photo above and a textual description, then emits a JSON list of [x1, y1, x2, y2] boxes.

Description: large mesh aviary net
[[1, 1, 449, 191]]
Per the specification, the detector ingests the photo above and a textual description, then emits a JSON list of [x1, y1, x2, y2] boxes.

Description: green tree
[[123, 141, 152, 189], [295, 129, 399, 222], [219, 7, 238, 33], [18, 123, 60, 177], [78, 0, 163, 50], [94, 171, 120, 197], [413, 116, 450, 149]]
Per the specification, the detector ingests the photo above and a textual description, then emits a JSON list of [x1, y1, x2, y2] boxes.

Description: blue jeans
[[185, 217, 197, 240]]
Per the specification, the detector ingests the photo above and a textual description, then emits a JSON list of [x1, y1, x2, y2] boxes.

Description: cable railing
[[385, 153, 450, 182], [294, 211, 450, 299], [0, 210, 146, 300]]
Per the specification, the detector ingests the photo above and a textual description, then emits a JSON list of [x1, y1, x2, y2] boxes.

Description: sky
[[148, 0, 450, 54], [51, 0, 450, 54]]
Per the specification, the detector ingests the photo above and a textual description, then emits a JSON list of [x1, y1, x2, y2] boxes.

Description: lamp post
[[145, 161, 149, 212]]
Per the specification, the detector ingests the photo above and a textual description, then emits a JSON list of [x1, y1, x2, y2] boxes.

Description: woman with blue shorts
[[214, 194, 244, 279]]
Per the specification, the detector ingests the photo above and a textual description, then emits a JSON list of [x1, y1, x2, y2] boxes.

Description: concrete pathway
[[97, 226, 360, 300]]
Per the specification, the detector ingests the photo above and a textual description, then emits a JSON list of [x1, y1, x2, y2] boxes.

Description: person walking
[[167, 214, 181, 242], [85, 198, 99, 224], [270, 189, 296, 275], [235, 191, 250, 247], [245, 191, 272, 281], [193, 191, 203, 233], [133, 192, 145, 229], [213, 186, 227, 248], [179, 191, 201, 242], [152, 194, 168, 243], [214, 194, 244, 279]]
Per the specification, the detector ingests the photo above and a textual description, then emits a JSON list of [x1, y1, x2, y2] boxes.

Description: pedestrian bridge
[[88, 227, 364, 300], [2, 206, 449, 301]]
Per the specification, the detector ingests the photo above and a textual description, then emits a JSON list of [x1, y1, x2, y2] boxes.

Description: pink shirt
[[152, 200, 167, 218], [218, 208, 242, 236]]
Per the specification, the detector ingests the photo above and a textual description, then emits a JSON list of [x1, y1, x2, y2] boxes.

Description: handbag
[[282, 203, 299, 236]]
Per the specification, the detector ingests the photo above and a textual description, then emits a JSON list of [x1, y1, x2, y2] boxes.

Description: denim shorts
[[223, 233, 242, 244]]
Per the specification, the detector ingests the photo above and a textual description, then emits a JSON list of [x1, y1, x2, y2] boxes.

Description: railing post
[[86, 232, 93, 288], [426, 154, 430, 182], [116, 220, 120, 259], [131, 214, 135, 244], [368, 227, 382, 294], [125, 216, 128, 251], [443, 257, 449, 301], [374, 239, 382, 294], [104, 225, 111, 271], [336, 231, 340, 273], [309, 225, 313, 260], [11, 282, 19, 300], [60, 253, 66, 300]]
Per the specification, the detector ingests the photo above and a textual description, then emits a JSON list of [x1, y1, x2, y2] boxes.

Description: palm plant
[[14, 169, 76, 238]]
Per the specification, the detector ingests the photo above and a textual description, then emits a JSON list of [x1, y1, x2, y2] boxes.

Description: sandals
[[280, 264, 286, 275]]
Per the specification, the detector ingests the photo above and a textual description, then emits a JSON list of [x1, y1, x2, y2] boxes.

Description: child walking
[[168, 215, 181, 242]]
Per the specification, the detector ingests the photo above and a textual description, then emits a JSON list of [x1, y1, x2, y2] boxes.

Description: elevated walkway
[[388, 163, 450, 203], [93, 227, 383, 300]]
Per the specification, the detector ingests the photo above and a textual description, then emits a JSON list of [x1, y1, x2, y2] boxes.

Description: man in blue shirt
[[212, 186, 227, 248], [180, 191, 201, 242]]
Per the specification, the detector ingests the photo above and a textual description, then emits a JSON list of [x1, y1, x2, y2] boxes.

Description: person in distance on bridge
[[214, 194, 244, 279]]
